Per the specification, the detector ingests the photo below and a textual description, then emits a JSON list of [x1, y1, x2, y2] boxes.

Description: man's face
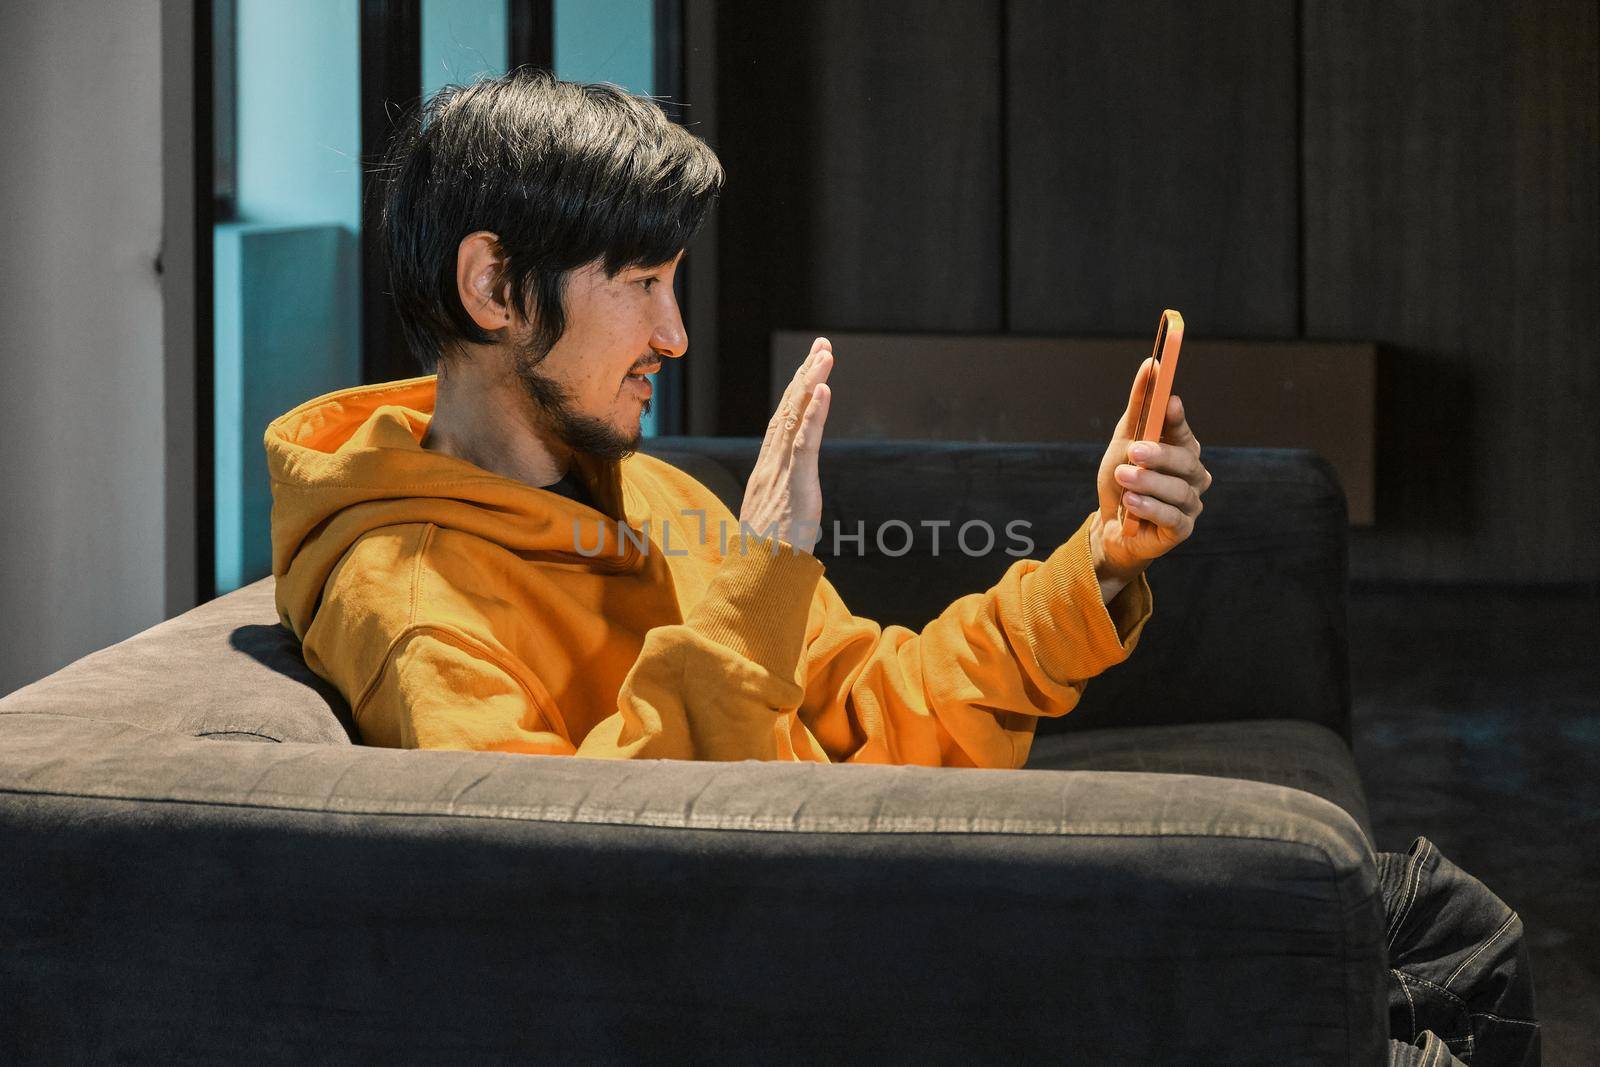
[[511, 250, 687, 462]]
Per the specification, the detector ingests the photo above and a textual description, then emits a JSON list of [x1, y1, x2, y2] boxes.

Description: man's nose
[[652, 300, 688, 359]]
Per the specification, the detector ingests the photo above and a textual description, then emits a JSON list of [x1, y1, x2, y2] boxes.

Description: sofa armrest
[[1, 713, 1384, 1063]]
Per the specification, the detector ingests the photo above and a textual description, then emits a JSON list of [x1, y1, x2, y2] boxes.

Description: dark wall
[[1008, 1, 1301, 337], [714, 0, 1005, 436], [712, 1, 1598, 583], [1301, 1, 1599, 583]]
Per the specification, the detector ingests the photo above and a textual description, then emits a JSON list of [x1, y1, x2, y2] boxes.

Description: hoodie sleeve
[[593, 509, 1149, 765], [793, 510, 1152, 768], [581, 532, 834, 761]]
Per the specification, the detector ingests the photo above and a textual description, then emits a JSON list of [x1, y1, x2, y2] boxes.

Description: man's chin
[[612, 429, 644, 460], [615, 402, 649, 454], [614, 407, 647, 455], [567, 418, 644, 464], [511, 354, 646, 463]]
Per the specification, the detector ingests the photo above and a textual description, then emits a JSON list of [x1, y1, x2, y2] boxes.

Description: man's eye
[[639, 278, 658, 292]]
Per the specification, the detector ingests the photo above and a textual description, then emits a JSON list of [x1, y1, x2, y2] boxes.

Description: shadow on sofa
[[0, 440, 1386, 1064]]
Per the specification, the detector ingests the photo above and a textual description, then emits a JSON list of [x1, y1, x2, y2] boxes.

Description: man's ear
[[456, 231, 516, 332]]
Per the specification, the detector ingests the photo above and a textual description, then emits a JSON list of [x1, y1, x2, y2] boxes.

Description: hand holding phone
[[1119, 309, 1185, 535]]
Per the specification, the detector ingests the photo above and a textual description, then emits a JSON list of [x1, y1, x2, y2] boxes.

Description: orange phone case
[[1121, 309, 1184, 535]]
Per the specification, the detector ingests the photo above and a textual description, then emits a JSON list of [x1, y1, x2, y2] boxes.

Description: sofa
[[0, 439, 1385, 1064]]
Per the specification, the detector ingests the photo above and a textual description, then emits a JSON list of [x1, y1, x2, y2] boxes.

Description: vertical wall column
[[361, 0, 423, 385]]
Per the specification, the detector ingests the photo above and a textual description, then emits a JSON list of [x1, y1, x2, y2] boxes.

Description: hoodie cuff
[[1023, 511, 1154, 684], [685, 533, 826, 683]]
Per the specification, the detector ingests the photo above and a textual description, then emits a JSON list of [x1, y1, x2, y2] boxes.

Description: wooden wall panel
[[772, 330, 1378, 524], [1303, 0, 1600, 582], [1005, 1, 1300, 338], [714, 1, 1003, 434]]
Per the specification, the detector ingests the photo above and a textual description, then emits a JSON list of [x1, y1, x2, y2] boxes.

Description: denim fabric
[[1389, 1029, 1478, 1066], [1381, 837, 1540, 1066]]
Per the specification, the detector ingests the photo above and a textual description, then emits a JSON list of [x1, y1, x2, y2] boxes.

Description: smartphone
[[1121, 309, 1185, 535]]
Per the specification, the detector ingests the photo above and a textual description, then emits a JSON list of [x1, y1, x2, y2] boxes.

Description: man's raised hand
[[738, 337, 834, 554], [1091, 356, 1213, 588]]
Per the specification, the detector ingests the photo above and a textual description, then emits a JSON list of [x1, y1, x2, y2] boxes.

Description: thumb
[[1114, 356, 1157, 441]]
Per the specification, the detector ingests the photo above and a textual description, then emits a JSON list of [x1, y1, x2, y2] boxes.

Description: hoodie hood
[[266, 375, 650, 641]]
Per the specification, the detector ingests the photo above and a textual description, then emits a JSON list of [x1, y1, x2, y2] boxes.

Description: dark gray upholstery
[[0, 441, 1384, 1064], [646, 439, 1353, 741]]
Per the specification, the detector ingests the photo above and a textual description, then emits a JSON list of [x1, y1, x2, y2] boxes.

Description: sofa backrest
[[645, 439, 1352, 740], [0, 440, 1350, 744]]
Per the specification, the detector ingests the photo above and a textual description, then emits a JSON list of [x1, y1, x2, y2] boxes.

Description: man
[[264, 70, 1535, 1063], [265, 68, 1209, 765]]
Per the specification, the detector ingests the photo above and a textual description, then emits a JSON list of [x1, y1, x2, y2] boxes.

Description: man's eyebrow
[[625, 254, 683, 275]]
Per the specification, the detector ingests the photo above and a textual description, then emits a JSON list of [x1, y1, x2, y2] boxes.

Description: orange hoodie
[[265, 375, 1153, 767]]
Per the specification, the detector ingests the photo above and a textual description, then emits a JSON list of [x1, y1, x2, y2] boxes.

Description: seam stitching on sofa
[[0, 782, 1365, 847], [194, 731, 283, 742]]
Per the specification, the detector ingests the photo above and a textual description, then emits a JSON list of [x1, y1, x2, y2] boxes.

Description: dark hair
[[377, 67, 724, 372]]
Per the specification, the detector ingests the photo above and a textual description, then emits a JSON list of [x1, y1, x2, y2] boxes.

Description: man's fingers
[[1162, 394, 1202, 456], [769, 339, 828, 427], [789, 348, 833, 434], [793, 382, 830, 457], [1122, 489, 1192, 537], [1115, 357, 1157, 440], [766, 338, 833, 448], [1126, 438, 1203, 481], [765, 350, 811, 441], [1115, 464, 1201, 516]]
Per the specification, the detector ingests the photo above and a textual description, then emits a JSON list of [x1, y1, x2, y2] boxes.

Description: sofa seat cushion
[[1026, 719, 1372, 844]]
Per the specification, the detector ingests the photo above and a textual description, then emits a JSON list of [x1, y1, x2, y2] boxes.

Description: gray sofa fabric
[[0, 573, 355, 746], [0, 440, 1383, 1063], [0, 712, 1384, 1064]]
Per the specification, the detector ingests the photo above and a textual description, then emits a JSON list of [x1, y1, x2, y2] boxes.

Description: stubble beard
[[511, 337, 648, 464]]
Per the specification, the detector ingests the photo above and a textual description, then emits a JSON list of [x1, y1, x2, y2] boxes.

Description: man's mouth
[[625, 362, 661, 381]]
